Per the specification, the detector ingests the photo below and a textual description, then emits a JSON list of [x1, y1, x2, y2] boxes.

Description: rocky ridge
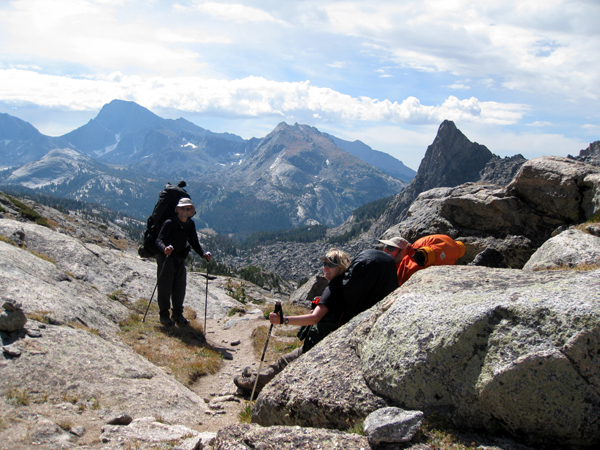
[[0, 101, 409, 236], [222, 153, 599, 282]]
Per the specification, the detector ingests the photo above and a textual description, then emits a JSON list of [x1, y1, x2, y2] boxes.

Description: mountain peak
[[93, 99, 163, 135]]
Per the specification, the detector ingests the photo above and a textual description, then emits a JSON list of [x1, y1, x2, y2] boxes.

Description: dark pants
[[156, 254, 187, 319]]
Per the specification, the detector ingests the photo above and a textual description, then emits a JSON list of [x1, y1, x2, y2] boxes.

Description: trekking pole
[[251, 301, 283, 401], [204, 263, 209, 336], [142, 254, 169, 323]]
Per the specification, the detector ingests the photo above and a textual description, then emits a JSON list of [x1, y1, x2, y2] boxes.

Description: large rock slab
[[0, 238, 130, 332], [361, 266, 600, 447], [253, 266, 600, 447], [252, 310, 388, 429], [213, 424, 370, 450], [0, 219, 244, 325], [384, 183, 549, 267], [507, 156, 600, 223], [0, 322, 209, 424], [524, 227, 600, 271]]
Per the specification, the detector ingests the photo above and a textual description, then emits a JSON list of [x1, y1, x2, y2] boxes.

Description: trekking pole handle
[[274, 301, 284, 324]]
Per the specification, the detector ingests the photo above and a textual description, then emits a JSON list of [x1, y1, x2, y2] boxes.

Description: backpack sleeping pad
[[138, 181, 190, 258], [341, 249, 399, 325]]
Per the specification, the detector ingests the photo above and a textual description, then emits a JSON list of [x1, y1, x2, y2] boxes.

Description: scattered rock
[[2, 344, 21, 357], [107, 413, 133, 426], [100, 417, 199, 445], [364, 407, 424, 445], [70, 425, 86, 437], [0, 298, 27, 332]]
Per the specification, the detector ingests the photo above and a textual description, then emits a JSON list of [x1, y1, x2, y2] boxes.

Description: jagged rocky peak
[[416, 120, 494, 190], [570, 140, 600, 167], [370, 121, 492, 230]]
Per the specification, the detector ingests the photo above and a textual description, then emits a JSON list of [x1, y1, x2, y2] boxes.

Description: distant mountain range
[[0, 100, 414, 238]]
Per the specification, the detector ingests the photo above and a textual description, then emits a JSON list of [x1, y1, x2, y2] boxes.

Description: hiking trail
[[190, 312, 267, 432]]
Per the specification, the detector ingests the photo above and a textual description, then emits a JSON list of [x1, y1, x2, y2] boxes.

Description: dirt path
[[190, 310, 267, 433]]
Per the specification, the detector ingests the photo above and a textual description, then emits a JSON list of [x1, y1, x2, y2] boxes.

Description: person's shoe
[[234, 374, 259, 394], [159, 316, 175, 327], [242, 366, 253, 377], [234, 371, 271, 396], [173, 315, 190, 326]]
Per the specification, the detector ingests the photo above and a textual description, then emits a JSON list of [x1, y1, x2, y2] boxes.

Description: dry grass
[[411, 419, 482, 450], [250, 304, 309, 363], [5, 388, 31, 406], [25, 310, 56, 324], [251, 325, 303, 363], [118, 299, 222, 386], [109, 236, 129, 250], [546, 263, 600, 272], [69, 321, 100, 335]]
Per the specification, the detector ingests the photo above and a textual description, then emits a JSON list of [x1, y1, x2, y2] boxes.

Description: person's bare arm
[[269, 305, 328, 326]]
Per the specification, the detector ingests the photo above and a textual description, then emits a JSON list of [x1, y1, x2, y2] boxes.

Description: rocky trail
[[190, 311, 268, 433]]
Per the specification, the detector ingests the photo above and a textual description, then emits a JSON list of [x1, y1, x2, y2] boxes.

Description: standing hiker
[[380, 234, 465, 286], [234, 248, 351, 395], [155, 198, 211, 326]]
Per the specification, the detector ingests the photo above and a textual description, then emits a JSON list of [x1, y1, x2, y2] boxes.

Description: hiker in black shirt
[[234, 248, 350, 395], [155, 198, 211, 327]]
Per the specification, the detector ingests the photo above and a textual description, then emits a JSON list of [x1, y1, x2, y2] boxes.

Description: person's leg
[[234, 347, 303, 394], [156, 254, 175, 325], [264, 346, 303, 377], [170, 259, 188, 324]]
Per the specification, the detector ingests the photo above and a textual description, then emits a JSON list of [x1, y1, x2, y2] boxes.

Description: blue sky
[[0, 0, 598, 171]]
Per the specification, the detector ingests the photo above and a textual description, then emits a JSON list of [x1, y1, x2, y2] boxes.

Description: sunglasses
[[384, 245, 399, 252], [323, 261, 338, 268], [180, 206, 193, 211]]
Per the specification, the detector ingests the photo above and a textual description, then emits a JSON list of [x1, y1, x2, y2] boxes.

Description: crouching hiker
[[234, 248, 351, 395], [380, 234, 465, 286], [155, 198, 211, 327]]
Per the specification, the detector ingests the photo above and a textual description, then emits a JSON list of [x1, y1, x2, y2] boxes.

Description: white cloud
[[316, 0, 600, 100], [0, 0, 219, 74], [448, 84, 470, 90], [581, 124, 600, 131], [0, 69, 529, 127], [177, 1, 285, 24]]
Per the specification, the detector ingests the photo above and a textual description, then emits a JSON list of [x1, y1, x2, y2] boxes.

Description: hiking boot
[[173, 315, 190, 326], [234, 374, 263, 394], [159, 316, 175, 327], [234, 368, 276, 395]]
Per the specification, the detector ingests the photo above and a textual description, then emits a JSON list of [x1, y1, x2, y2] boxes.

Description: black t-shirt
[[318, 274, 344, 326]]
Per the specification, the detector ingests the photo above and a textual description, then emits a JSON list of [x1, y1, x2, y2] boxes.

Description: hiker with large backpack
[[139, 181, 191, 258], [154, 197, 211, 327], [340, 247, 399, 326], [234, 248, 351, 396]]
